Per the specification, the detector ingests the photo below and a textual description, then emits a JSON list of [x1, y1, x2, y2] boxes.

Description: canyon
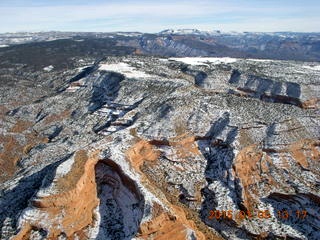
[[0, 52, 319, 239]]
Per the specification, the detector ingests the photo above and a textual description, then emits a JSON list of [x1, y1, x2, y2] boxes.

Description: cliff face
[[12, 150, 100, 239], [0, 55, 319, 240]]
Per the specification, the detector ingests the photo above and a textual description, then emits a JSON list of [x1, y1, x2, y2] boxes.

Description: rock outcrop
[[12, 150, 100, 239]]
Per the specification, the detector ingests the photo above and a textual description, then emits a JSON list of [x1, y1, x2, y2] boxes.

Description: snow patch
[[0, 45, 9, 48], [302, 65, 320, 71], [169, 57, 238, 66], [17, 207, 51, 231], [56, 157, 75, 177], [99, 62, 151, 78], [36, 156, 75, 197], [43, 65, 54, 72], [248, 58, 274, 62], [115, 32, 142, 37], [87, 206, 101, 239], [66, 86, 81, 93], [76, 65, 91, 72]]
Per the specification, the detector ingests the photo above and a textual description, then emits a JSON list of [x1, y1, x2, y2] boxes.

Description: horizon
[[1, 28, 320, 35], [0, 0, 320, 33]]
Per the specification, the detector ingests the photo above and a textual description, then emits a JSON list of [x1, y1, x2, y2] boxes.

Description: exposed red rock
[[0, 135, 22, 182], [301, 98, 320, 109], [233, 145, 271, 211], [127, 138, 212, 240], [12, 150, 100, 239], [138, 203, 206, 240], [289, 139, 320, 168], [127, 139, 161, 171], [233, 139, 320, 211], [9, 120, 33, 133], [168, 135, 200, 159], [0, 131, 48, 183], [44, 109, 71, 124]]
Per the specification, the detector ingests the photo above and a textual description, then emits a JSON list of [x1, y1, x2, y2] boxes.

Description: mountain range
[[1, 29, 320, 62]]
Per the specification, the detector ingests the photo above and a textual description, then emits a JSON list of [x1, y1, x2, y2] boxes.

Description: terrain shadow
[[197, 112, 251, 238], [228, 71, 302, 107], [0, 154, 71, 239], [95, 159, 144, 240]]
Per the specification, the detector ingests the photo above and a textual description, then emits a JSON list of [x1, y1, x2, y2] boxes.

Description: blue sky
[[0, 0, 319, 33]]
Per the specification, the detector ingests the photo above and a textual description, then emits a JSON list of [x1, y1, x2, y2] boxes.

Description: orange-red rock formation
[[301, 97, 320, 109], [168, 134, 200, 159], [128, 134, 201, 171], [127, 137, 214, 240], [233, 139, 320, 211], [289, 139, 320, 169], [12, 135, 211, 239], [127, 139, 161, 171], [0, 127, 48, 183], [44, 109, 71, 124], [138, 202, 207, 240], [12, 150, 100, 239]]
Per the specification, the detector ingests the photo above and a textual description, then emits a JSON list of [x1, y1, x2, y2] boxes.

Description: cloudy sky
[[0, 0, 319, 33]]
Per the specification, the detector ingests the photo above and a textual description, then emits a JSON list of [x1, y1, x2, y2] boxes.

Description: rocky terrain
[[0, 40, 319, 240]]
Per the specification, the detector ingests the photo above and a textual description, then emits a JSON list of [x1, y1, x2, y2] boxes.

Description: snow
[[66, 86, 81, 93], [106, 126, 118, 132], [162, 29, 202, 35], [18, 207, 51, 229], [159, 29, 242, 36], [99, 62, 152, 78], [0, 45, 9, 48], [43, 65, 54, 72], [294, 70, 307, 74], [35, 156, 76, 198], [87, 207, 100, 239], [248, 58, 274, 62], [76, 65, 91, 72], [115, 32, 142, 37], [169, 57, 238, 66], [56, 157, 75, 177], [302, 65, 320, 71]]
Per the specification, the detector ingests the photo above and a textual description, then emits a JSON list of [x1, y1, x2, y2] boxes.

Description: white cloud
[[0, 1, 318, 32]]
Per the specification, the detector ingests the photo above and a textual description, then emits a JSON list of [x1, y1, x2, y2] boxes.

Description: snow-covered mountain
[[159, 28, 239, 36], [1, 29, 320, 61]]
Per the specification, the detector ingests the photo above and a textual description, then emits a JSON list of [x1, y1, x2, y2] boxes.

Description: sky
[[0, 0, 319, 33]]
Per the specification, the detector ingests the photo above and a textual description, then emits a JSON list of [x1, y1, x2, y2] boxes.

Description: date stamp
[[208, 209, 308, 221]]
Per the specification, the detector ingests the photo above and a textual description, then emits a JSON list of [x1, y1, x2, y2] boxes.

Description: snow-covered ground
[[55, 157, 75, 177], [43, 65, 54, 72], [248, 58, 274, 62], [99, 62, 152, 78], [169, 57, 238, 66], [302, 65, 320, 71]]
